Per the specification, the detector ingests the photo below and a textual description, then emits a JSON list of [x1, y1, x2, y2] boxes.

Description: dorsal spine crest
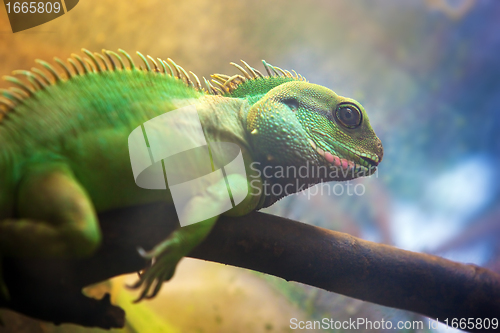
[[0, 49, 307, 121], [210, 59, 307, 99], [0, 49, 207, 119]]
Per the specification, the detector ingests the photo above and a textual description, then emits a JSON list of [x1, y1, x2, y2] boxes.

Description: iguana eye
[[335, 104, 362, 128]]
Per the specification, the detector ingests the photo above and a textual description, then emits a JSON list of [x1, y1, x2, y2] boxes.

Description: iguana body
[[0, 49, 383, 303]]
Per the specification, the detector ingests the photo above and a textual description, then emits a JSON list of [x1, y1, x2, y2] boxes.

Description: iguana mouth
[[360, 155, 379, 167], [308, 140, 378, 173]]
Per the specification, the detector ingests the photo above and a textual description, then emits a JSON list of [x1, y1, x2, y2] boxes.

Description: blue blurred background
[[1, 0, 499, 332]]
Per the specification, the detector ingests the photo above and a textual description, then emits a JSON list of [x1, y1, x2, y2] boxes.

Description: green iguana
[[0, 49, 383, 304]]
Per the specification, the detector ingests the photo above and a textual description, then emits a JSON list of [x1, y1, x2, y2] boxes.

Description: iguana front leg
[[129, 216, 218, 301], [0, 162, 101, 300], [129, 172, 254, 301]]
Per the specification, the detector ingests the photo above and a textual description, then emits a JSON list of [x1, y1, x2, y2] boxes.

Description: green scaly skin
[[0, 50, 383, 304]]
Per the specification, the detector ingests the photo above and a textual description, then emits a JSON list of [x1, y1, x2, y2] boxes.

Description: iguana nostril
[[376, 139, 384, 162]]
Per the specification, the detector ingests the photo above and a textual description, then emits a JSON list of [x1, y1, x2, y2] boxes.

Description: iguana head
[[211, 61, 383, 206], [247, 80, 382, 173]]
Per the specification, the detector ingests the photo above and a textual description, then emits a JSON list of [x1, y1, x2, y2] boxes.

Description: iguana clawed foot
[[128, 244, 181, 302], [127, 218, 219, 302]]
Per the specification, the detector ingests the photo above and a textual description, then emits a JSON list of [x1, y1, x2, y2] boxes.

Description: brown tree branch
[[1, 203, 499, 331]]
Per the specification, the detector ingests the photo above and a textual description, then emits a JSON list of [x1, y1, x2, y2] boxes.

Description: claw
[[128, 259, 177, 302], [129, 239, 185, 302], [133, 275, 156, 303], [137, 246, 157, 261], [148, 269, 171, 299], [127, 262, 154, 290], [144, 269, 172, 300], [137, 246, 148, 258], [143, 278, 162, 300], [129, 266, 154, 301], [126, 276, 144, 290]]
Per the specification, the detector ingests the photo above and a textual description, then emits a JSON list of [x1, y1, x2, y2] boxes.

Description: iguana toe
[[128, 248, 179, 302]]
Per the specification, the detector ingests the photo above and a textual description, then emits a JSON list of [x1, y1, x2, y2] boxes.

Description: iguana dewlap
[[0, 49, 383, 302]]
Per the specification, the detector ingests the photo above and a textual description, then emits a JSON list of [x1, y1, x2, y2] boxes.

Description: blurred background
[[1, 0, 499, 332]]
